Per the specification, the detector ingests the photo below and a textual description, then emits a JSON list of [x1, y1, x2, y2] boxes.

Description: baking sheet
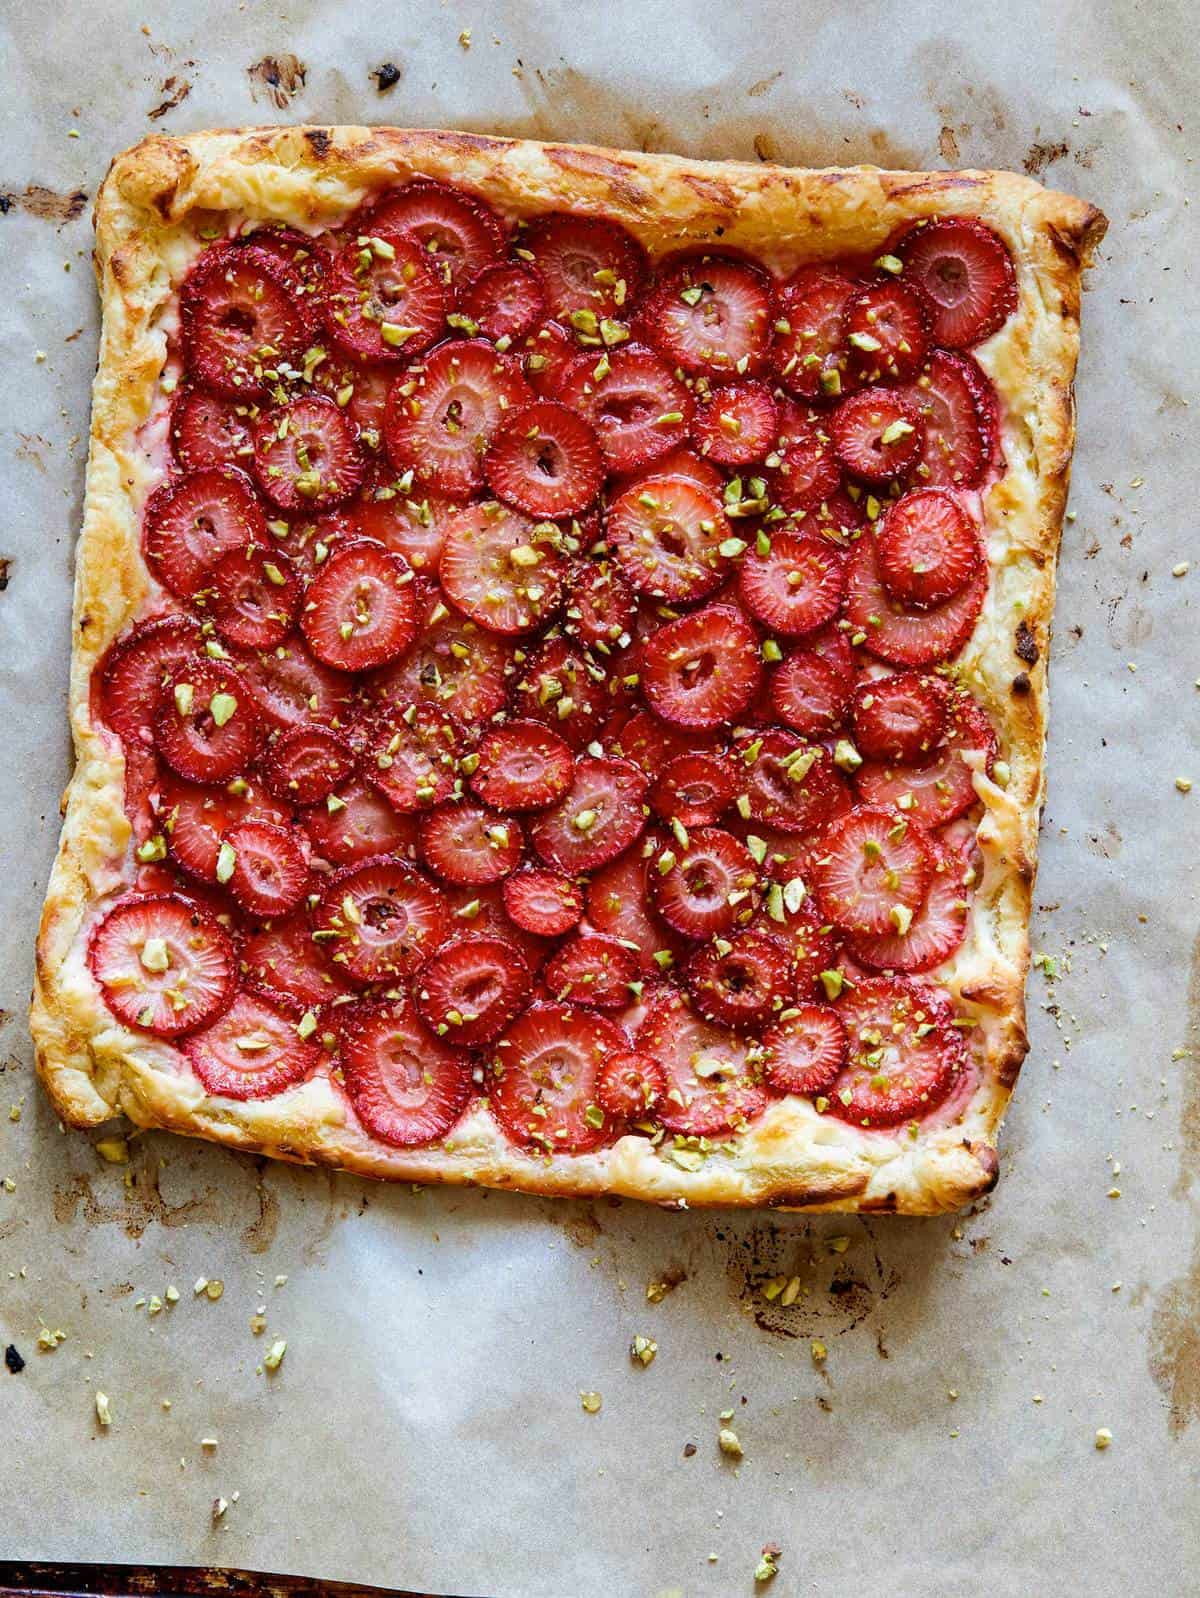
[[2, 0, 1197, 1592]]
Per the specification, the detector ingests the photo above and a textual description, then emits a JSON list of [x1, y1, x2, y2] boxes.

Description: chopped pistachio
[[761, 638, 782, 663], [95, 1391, 112, 1427], [889, 903, 914, 936], [755, 1546, 782, 1583], [204, 1279, 224, 1301], [874, 253, 903, 274], [630, 1334, 658, 1367], [215, 842, 237, 884], [380, 322, 421, 347], [95, 1136, 129, 1165], [580, 1390, 602, 1414], [811, 1338, 827, 1363], [139, 936, 170, 974], [1095, 1427, 1113, 1450], [718, 1426, 743, 1458]]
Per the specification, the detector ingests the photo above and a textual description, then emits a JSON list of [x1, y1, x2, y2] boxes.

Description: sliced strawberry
[[339, 998, 473, 1146], [185, 987, 320, 1100], [439, 502, 565, 634], [170, 389, 255, 472], [738, 532, 844, 637], [570, 560, 638, 652], [363, 702, 460, 811], [314, 856, 450, 984], [368, 597, 512, 726], [616, 444, 725, 498], [735, 731, 844, 834], [484, 399, 604, 517], [511, 635, 614, 752], [443, 881, 551, 968], [365, 180, 505, 298], [470, 719, 574, 811], [848, 837, 969, 972], [603, 706, 701, 773], [650, 752, 736, 828], [770, 420, 842, 514], [143, 467, 265, 600], [772, 890, 841, 998], [544, 933, 638, 1010], [222, 819, 310, 917], [650, 827, 758, 940], [252, 394, 366, 513], [902, 350, 990, 488], [855, 692, 996, 825], [806, 622, 856, 685], [156, 774, 289, 883], [808, 486, 868, 542], [324, 234, 446, 363], [768, 649, 852, 737], [691, 380, 779, 467], [180, 244, 306, 397], [502, 867, 584, 938], [636, 989, 767, 1136], [811, 806, 933, 935], [462, 262, 547, 344], [384, 340, 533, 500], [89, 892, 236, 1038], [558, 344, 692, 473], [300, 539, 417, 671], [876, 488, 981, 608], [239, 636, 354, 730], [642, 255, 772, 377], [850, 672, 949, 763], [418, 803, 523, 886], [640, 604, 760, 730], [685, 928, 791, 1030], [828, 976, 964, 1125], [898, 217, 1017, 348], [529, 756, 646, 873], [844, 532, 987, 667], [762, 1004, 847, 1097], [771, 272, 858, 400], [98, 615, 201, 744], [415, 936, 529, 1046], [521, 320, 579, 395], [489, 1000, 623, 1152], [259, 724, 356, 805], [521, 212, 646, 320], [236, 224, 330, 331], [241, 912, 356, 1012], [830, 388, 923, 484], [302, 777, 418, 865], [605, 474, 731, 603], [340, 475, 457, 574], [844, 280, 929, 383], [596, 1051, 666, 1121], [204, 543, 301, 650], [155, 659, 261, 784], [586, 841, 687, 974]]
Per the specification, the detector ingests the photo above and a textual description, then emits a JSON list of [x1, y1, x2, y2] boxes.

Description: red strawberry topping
[[418, 803, 524, 885], [738, 532, 845, 637], [902, 350, 993, 488], [88, 893, 236, 1038], [827, 976, 964, 1125], [844, 531, 987, 667], [570, 560, 638, 652], [876, 488, 982, 608], [529, 756, 647, 873], [605, 474, 731, 602], [302, 777, 417, 865], [650, 752, 736, 829], [830, 388, 924, 484], [156, 775, 288, 883], [691, 380, 779, 466], [155, 659, 261, 784], [811, 806, 933, 935], [259, 724, 356, 805], [462, 262, 548, 344], [342, 476, 457, 574], [521, 212, 646, 321], [847, 837, 970, 972], [180, 244, 306, 397], [170, 389, 255, 472], [558, 345, 692, 473], [844, 280, 929, 383], [222, 819, 310, 917], [470, 719, 574, 811], [489, 1000, 624, 1153], [512, 635, 613, 752], [685, 928, 791, 1030], [362, 702, 460, 811], [242, 912, 356, 1013], [365, 180, 504, 297], [855, 692, 996, 826], [735, 731, 844, 835], [484, 399, 604, 517], [324, 234, 446, 363], [544, 933, 638, 1010], [300, 540, 417, 671], [439, 502, 566, 635], [770, 420, 842, 515], [586, 843, 686, 975], [636, 989, 767, 1136], [850, 672, 949, 764], [238, 637, 353, 731], [502, 867, 584, 938], [772, 890, 841, 998], [898, 217, 1017, 348], [415, 936, 529, 1046], [235, 225, 330, 330], [143, 467, 265, 600], [252, 394, 366, 513], [339, 998, 473, 1146], [642, 255, 772, 377], [521, 320, 579, 395], [205, 543, 301, 650], [649, 827, 758, 941], [596, 1051, 666, 1121], [98, 616, 201, 744], [368, 596, 511, 726], [640, 604, 761, 730], [185, 988, 321, 1100], [768, 649, 853, 738], [762, 1004, 848, 1096], [771, 272, 857, 400], [313, 857, 450, 984]]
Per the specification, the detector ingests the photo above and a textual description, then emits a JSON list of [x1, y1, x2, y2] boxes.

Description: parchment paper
[[2, 2, 1197, 1593]]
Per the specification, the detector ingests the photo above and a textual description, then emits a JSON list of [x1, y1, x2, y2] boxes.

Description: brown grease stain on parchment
[[53, 1155, 221, 1239], [240, 1163, 281, 1254], [0, 186, 87, 223], [721, 1216, 901, 1344], [247, 54, 307, 109]]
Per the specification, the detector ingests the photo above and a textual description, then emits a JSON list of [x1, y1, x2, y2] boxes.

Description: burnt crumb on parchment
[[372, 61, 402, 92], [148, 74, 192, 120], [247, 53, 307, 109], [0, 185, 88, 224], [1023, 138, 1071, 176], [5, 1344, 25, 1374], [0, 558, 10, 593]]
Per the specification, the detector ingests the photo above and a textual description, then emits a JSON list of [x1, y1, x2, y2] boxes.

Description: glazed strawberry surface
[[90, 191, 1015, 1162]]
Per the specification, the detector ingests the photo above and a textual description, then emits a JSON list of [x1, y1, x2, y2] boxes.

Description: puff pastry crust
[[30, 126, 1105, 1212]]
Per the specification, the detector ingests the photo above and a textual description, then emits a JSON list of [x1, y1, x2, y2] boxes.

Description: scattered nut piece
[[264, 1338, 287, 1371], [37, 1327, 66, 1351], [212, 1496, 229, 1522], [95, 1137, 129, 1164], [630, 1334, 657, 1367], [755, 1544, 782, 1583], [1095, 1427, 1113, 1450], [250, 1314, 268, 1336], [165, 1285, 180, 1304], [201, 1437, 218, 1450], [147, 1295, 163, 1317], [95, 1391, 112, 1427], [580, 1390, 602, 1414], [718, 1426, 743, 1458], [205, 1279, 225, 1301], [811, 1339, 827, 1364]]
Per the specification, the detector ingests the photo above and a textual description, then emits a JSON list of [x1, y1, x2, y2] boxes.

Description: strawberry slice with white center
[[384, 339, 533, 501], [897, 217, 1017, 348], [484, 399, 604, 517], [368, 592, 512, 726], [439, 502, 566, 634], [98, 616, 201, 744], [512, 635, 613, 752], [252, 394, 366, 513], [143, 467, 266, 600], [762, 1003, 848, 1096], [259, 724, 357, 805], [844, 280, 930, 383], [738, 532, 845, 637], [302, 777, 418, 865], [156, 774, 289, 884], [902, 350, 993, 488], [586, 840, 687, 974], [415, 936, 530, 1047], [242, 912, 356, 1013], [570, 559, 638, 652], [596, 1051, 666, 1121], [636, 989, 767, 1137], [223, 819, 311, 917], [850, 672, 949, 763], [301, 539, 417, 671], [649, 751, 736, 828], [768, 649, 853, 737], [155, 659, 261, 784], [685, 928, 792, 1030], [180, 244, 307, 397], [521, 212, 646, 320], [419, 803, 524, 886], [170, 389, 255, 472], [365, 180, 505, 299], [557, 344, 693, 473], [691, 379, 779, 467], [830, 388, 924, 484], [238, 636, 353, 731], [771, 272, 858, 400], [89, 892, 236, 1038], [605, 474, 732, 603], [341, 474, 457, 574], [324, 233, 446, 364], [615, 444, 725, 499], [521, 320, 579, 395], [811, 805, 934, 936], [827, 975, 965, 1126], [641, 254, 773, 377], [544, 933, 638, 1010], [847, 837, 970, 972], [313, 856, 450, 984], [461, 262, 547, 344], [205, 543, 301, 650], [844, 530, 987, 667], [529, 755, 647, 873], [489, 1000, 624, 1154], [641, 604, 761, 731], [876, 487, 982, 608], [338, 998, 474, 1146], [184, 987, 321, 1100], [470, 719, 574, 811], [650, 827, 758, 940], [502, 866, 584, 938], [855, 692, 996, 825], [362, 702, 460, 811], [770, 420, 842, 515], [735, 730, 845, 835]]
